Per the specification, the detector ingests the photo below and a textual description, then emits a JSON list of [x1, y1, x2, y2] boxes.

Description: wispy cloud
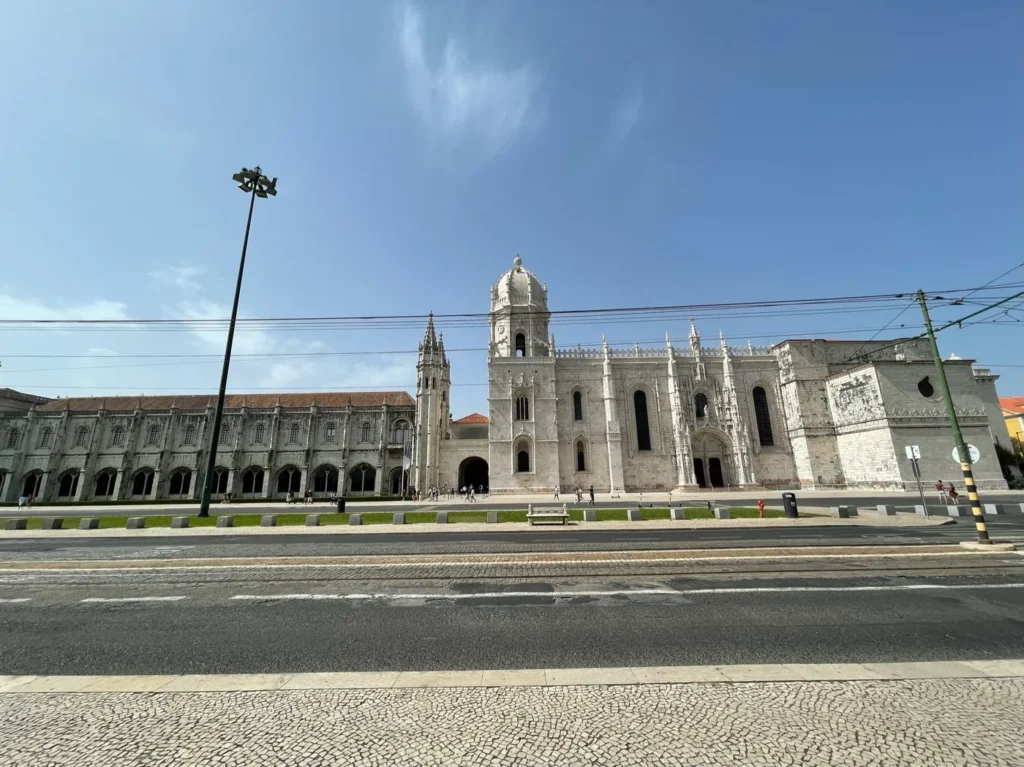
[[148, 265, 207, 291], [609, 83, 643, 145], [398, 2, 540, 157], [0, 294, 128, 322]]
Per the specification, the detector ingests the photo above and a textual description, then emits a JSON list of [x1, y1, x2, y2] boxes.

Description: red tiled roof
[[1000, 397, 1024, 415], [36, 391, 414, 413], [453, 412, 489, 424]]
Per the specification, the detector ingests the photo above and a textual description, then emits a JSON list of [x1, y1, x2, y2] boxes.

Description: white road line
[[0, 598, 31, 603], [79, 596, 189, 603], [231, 582, 1024, 602]]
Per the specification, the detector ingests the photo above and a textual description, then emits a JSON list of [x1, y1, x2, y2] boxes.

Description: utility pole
[[916, 290, 990, 544]]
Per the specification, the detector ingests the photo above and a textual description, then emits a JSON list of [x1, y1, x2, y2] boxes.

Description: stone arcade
[[0, 257, 1011, 502]]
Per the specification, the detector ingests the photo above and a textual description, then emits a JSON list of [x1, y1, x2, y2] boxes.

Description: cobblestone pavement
[[2, 677, 1021, 766]]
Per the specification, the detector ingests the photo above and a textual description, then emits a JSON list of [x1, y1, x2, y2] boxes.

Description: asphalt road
[[9, 491, 1024, 517], [2, 516, 1024, 561], [2, 568, 1022, 676]]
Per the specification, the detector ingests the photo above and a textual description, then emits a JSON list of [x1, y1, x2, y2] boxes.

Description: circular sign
[[951, 444, 981, 464]]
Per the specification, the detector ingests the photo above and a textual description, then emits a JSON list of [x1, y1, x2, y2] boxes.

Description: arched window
[[75, 426, 89, 448], [576, 440, 586, 472], [695, 393, 709, 420], [289, 423, 300, 444], [276, 466, 301, 494], [392, 420, 410, 443], [183, 425, 196, 446], [21, 472, 41, 498], [241, 467, 265, 495], [110, 426, 124, 447], [515, 396, 530, 421], [212, 467, 229, 494], [94, 469, 116, 498], [219, 423, 231, 444], [254, 422, 266, 445], [6, 428, 20, 449], [39, 428, 54, 449], [634, 390, 652, 451], [147, 424, 161, 446], [573, 390, 584, 421], [361, 422, 371, 443], [324, 422, 337, 443], [349, 463, 376, 493], [752, 387, 774, 447], [57, 471, 79, 499], [515, 333, 526, 357], [516, 447, 530, 473], [313, 465, 339, 494], [131, 469, 155, 498], [169, 469, 192, 496]]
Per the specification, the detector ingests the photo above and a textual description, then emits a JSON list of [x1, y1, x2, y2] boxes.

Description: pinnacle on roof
[[422, 312, 437, 348]]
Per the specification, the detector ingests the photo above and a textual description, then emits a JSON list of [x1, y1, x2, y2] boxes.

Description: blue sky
[[1, 0, 1021, 418]]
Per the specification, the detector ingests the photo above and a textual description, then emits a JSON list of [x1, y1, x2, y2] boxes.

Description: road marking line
[[0, 598, 31, 603], [79, 596, 189, 603], [231, 589, 680, 601], [231, 582, 1024, 602]]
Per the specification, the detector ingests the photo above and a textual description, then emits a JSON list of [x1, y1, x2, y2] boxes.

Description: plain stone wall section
[[216, 516, 233, 528], [4, 518, 27, 530], [305, 515, 320, 527], [436, 512, 448, 524], [126, 517, 146, 529], [626, 509, 642, 521], [349, 513, 362, 526], [79, 518, 100, 530], [713, 507, 730, 519], [392, 513, 405, 525], [42, 518, 63, 530], [670, 508, 686, 520]]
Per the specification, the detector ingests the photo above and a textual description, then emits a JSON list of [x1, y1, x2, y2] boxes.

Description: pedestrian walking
[[17, 495, 26, 509], [934, 479, 947, 504], [575, 486, 582, 505], [588, 485, 595, 506], [946, 482, 959, 505], [553, 485, 560, 501], [469, 485, 476, 502]]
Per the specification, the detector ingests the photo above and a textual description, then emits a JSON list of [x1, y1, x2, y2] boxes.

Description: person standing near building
[[588, 485, 595, 506], [553, 485, 560, 501]]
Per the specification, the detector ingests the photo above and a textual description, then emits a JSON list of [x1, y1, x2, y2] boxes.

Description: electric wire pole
[[916, 290, 990, 544]]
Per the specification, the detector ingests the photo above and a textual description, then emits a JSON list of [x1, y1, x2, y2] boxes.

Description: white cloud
[[148, 265, 207, 291], [0, 294, 128, 321], [398, 2, 539, 157], [609, 83, 643, 145]]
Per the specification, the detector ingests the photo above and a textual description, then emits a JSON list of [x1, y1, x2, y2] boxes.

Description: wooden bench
[[527, 504, 570, 526]]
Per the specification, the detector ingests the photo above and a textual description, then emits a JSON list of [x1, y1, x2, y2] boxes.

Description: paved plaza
[[2, 671, 1022, 766]]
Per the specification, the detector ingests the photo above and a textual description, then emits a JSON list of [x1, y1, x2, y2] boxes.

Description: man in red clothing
[[934, 479, 947, 504]]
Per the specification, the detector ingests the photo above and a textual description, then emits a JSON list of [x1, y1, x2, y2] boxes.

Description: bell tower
[[489, 255, 550, 360], [412, 313, 450, 493]]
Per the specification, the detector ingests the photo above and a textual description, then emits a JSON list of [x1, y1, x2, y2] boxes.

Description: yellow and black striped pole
[[917, 291, 990, 544]]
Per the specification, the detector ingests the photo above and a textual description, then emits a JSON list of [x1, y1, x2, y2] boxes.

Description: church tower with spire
[[412, 313, 450, 493]]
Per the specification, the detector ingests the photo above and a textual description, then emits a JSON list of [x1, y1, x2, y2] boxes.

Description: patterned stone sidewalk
[[2, 676, 1022, 766]]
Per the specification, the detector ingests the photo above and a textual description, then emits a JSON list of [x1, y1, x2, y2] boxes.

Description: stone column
[[601, 336, 624, 496]]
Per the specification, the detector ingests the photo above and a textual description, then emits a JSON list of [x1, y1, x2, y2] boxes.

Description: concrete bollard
[[834, 506, 858, 519], [875, 504, 896, 516], [486, 511, 498, 523], [4, 518, 27, 530], [260, 515, 277, 527], [713, 507, 730, 519], [216, 516, 234, 528], [349, 513, 362, 526], [914, 505, 928, 516], [947, 506, 971, 517], [626, 508, 642, 521], [583, 509, 596, 522], [436, 511, 448, 524], [126, 517, 146, 529], [79, 518, 100, 530], [170, 516, 189, 529], [305, 514, 320, 527], [393, 512, 405, 525], [983, 504, 1004, 516], [670, 508, 687, 520], [42, 518, 64, 530]]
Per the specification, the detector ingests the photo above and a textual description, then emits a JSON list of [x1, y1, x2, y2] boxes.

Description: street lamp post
[[198, 167, 277, 517]]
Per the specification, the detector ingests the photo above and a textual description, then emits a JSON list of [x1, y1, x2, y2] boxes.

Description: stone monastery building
[[0, 257, 1011, 503]]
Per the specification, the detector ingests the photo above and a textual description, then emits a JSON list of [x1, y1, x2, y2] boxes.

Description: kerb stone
[[126, 517, 146, 529], [582, 510, 596, 522], [436, 512, 448, 524], [875, 504, 896, 515], [349, 513, 362, 526], [4, 518, 27, 530], [305, 515, 320, 527], [626, 509, 642, 521], [216, 516, 234, 528], [713, 507, 730, 519], [260, 515, 277, 527], [670, 508, 686, 520], [170, 516, 189, 529], [79, 518, 100, 530], [486, 511, 498, 524], [947, 506, 971, 517], [42, 518, 64, 530], [393, 513, 405, 525]]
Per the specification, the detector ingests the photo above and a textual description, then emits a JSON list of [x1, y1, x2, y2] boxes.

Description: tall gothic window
[[349, 463, 376, 493], [634, 390, 652, 451], [576, 440, 586, 472], [75, 426, 88, 448], [515, 333, 526, 357], [324, 422, 337, 443], [110, 426, 124, 447], [573, 390, 584, 421], [361, 422, 371, 442], [695, 393, 709, 420], [183, 425, 196, 446], [289, 423, 300, 444], [393, 420, 410, 443], [40, 427, 54, 448], [254, 423, 266, 445], [6, 429, 19, 449], [752, 387, 774, 447], [147, 424, 160, 446], [220, 423, 231, 444], [515, 396, 530, 421]]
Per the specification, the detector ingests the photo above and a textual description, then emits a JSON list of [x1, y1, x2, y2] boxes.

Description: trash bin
[[782, 492, 799, 518], [337, 496, 346, 514]]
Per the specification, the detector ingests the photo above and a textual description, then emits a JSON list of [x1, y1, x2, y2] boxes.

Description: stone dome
[[493, 254, 547, 309]]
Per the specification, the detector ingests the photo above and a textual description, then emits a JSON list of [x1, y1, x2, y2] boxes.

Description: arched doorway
[[459, 457, 488, 492], [708, 458, 724, 488], [21, 472, 41, 499], [692, 431, 731, 488], [693, 458, 706, 488], [389, 467, 409, 495]]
